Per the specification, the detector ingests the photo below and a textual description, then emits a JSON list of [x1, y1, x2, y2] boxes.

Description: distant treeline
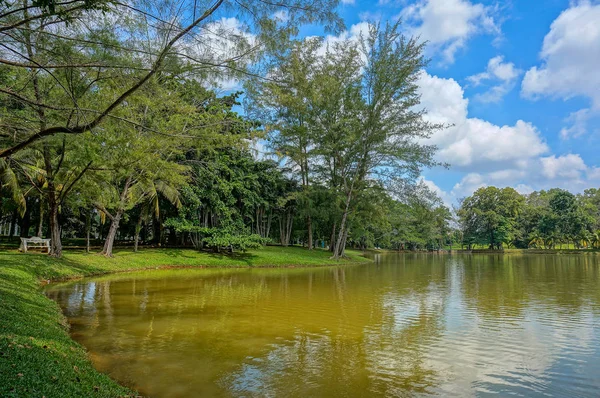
[[456, 186, 600, 250]]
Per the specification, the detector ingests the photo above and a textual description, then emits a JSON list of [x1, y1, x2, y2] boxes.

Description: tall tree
[[458, 186, 524, 250], [324, 22, 440, 259]]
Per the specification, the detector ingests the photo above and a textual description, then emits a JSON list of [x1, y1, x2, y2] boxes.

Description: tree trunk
[[307, 215, 313, 250], [48, 194, 62, 257], [101, 177, 132, 257], [340, 227, 349, 257], [101, 210, 123, 257], [8, 210, 17, 237], [37, 199, 44, 237], [134, 212, 143, 252], [329, 221, 337, 252], [85, 209, 91, 253], [19, 202, 31, 238], [286, 210, 293, 245], [279, 209, 293, 246], [333, 190, 352, 260], [266, 210, 272, 241]]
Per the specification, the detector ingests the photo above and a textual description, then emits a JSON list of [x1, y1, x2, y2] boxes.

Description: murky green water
[[46, 254, 600, 397]]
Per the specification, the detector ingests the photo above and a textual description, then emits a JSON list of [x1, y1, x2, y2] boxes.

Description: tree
[[246, 38, 328, 250], [88, 77, 250, 257], [323, 22, 440, 259], [249, 21, 441, 259], [1, 0, 344, 158], [458, 187, 524, 250]]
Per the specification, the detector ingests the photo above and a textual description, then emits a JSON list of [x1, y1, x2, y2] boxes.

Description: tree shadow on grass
[[206, 251, 259, 266], [153, 248, 196, 259]]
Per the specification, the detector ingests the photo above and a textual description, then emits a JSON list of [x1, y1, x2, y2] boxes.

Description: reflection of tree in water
[[439, 255, 600, 396], [220, 260, 451, 397], [459, 254, 600, 319], [45, 256, 600, 397]]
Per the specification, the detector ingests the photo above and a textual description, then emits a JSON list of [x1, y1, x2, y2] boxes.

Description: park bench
[[19, 237, 51, 253]]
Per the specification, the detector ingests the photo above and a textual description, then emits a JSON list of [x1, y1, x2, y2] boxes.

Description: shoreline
[[0, 247, 371, 397], [366, 248, 600, 255]]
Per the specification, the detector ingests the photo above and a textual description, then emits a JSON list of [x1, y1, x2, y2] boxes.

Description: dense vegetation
[[0, 0, 453, 258], [457, 186, 600, 250], [2, 1, 599, 257]]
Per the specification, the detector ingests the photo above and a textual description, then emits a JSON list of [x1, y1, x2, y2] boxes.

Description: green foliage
[[458, 187, 599, 250], [458, 187, 524, 249]]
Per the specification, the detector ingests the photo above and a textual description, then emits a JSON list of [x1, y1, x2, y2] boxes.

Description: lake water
[[46, 253, 600, 397]]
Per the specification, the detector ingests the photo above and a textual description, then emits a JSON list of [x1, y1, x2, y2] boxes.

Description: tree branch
[[59, 161, 93, 204], [0, 0, 225, 158]]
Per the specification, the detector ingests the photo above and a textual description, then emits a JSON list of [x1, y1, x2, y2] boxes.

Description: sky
[[293, 0, 600, 207]]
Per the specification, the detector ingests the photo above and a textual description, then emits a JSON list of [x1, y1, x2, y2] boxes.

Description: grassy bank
[[0, 246, 370, 397]]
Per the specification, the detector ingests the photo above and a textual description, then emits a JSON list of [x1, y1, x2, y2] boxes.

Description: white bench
[[19, 237, 51, 253]]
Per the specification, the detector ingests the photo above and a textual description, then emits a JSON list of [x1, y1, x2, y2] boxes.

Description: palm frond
[[0, 159, 26, 217], [154, 180, 182, 208]]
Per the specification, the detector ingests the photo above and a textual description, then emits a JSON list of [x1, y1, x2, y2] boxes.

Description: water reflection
[[46, 254, 600, 397]]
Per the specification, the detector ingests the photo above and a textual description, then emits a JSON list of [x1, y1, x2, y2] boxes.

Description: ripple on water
[[45, 254, 600, 397]]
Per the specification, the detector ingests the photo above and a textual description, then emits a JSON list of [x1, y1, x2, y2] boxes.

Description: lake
[[46, 253, 600, 397]]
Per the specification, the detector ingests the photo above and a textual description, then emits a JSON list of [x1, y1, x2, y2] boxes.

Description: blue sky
[[295, 0, 600, 206]]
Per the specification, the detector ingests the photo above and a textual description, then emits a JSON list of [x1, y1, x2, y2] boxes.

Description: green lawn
[[0, 246, 370, 397]]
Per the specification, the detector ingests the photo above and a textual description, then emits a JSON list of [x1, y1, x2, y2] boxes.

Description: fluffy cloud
[[418, 72, 598, 204], [433, 154, 596, 206], [272, 10, 289, 23], [419, 177, 454, 207], [418, 72, 548, 169], [559, 108, 593, 139], [540, 154, 587, 179], [521, 1, 600, 108], [186, 17, 257, 91], [467, 56, 521, 103], [400, 0, 499, 64]]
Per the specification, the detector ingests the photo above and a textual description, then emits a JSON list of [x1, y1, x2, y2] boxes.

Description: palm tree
[[528, 233, 544, 249], [591, 231, 600, 249], [0, 158, 26, 217], [131, 180, 182, 252], [96, 176, 182, 257]]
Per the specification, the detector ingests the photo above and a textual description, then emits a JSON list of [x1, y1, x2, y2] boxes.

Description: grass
[[0, 246, 370, 397]]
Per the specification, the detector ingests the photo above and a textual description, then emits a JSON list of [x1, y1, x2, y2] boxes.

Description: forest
[[1, 0, 599, 258]]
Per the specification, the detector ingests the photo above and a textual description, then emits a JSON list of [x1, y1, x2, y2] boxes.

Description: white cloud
[[521, 1, 600, 108], [587, 167, 600, 181], [514, 184, 534, 195], [186, 17, 257, 91], [419, 177, 453, 207], [315, 22, 371, 58], [198, 17, 257, 61], [418, 72, 548, 169], [540, 154, 587, 180], [418, 72, 598, 203], [340, 0, 355, 4], [468, 56, 520, 85], [450, 173, 486, 199], [467, 56, 521, 103], [434, 154, 595, 204], [559, 108, 593, 139], [400, 0, 499, 64]]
